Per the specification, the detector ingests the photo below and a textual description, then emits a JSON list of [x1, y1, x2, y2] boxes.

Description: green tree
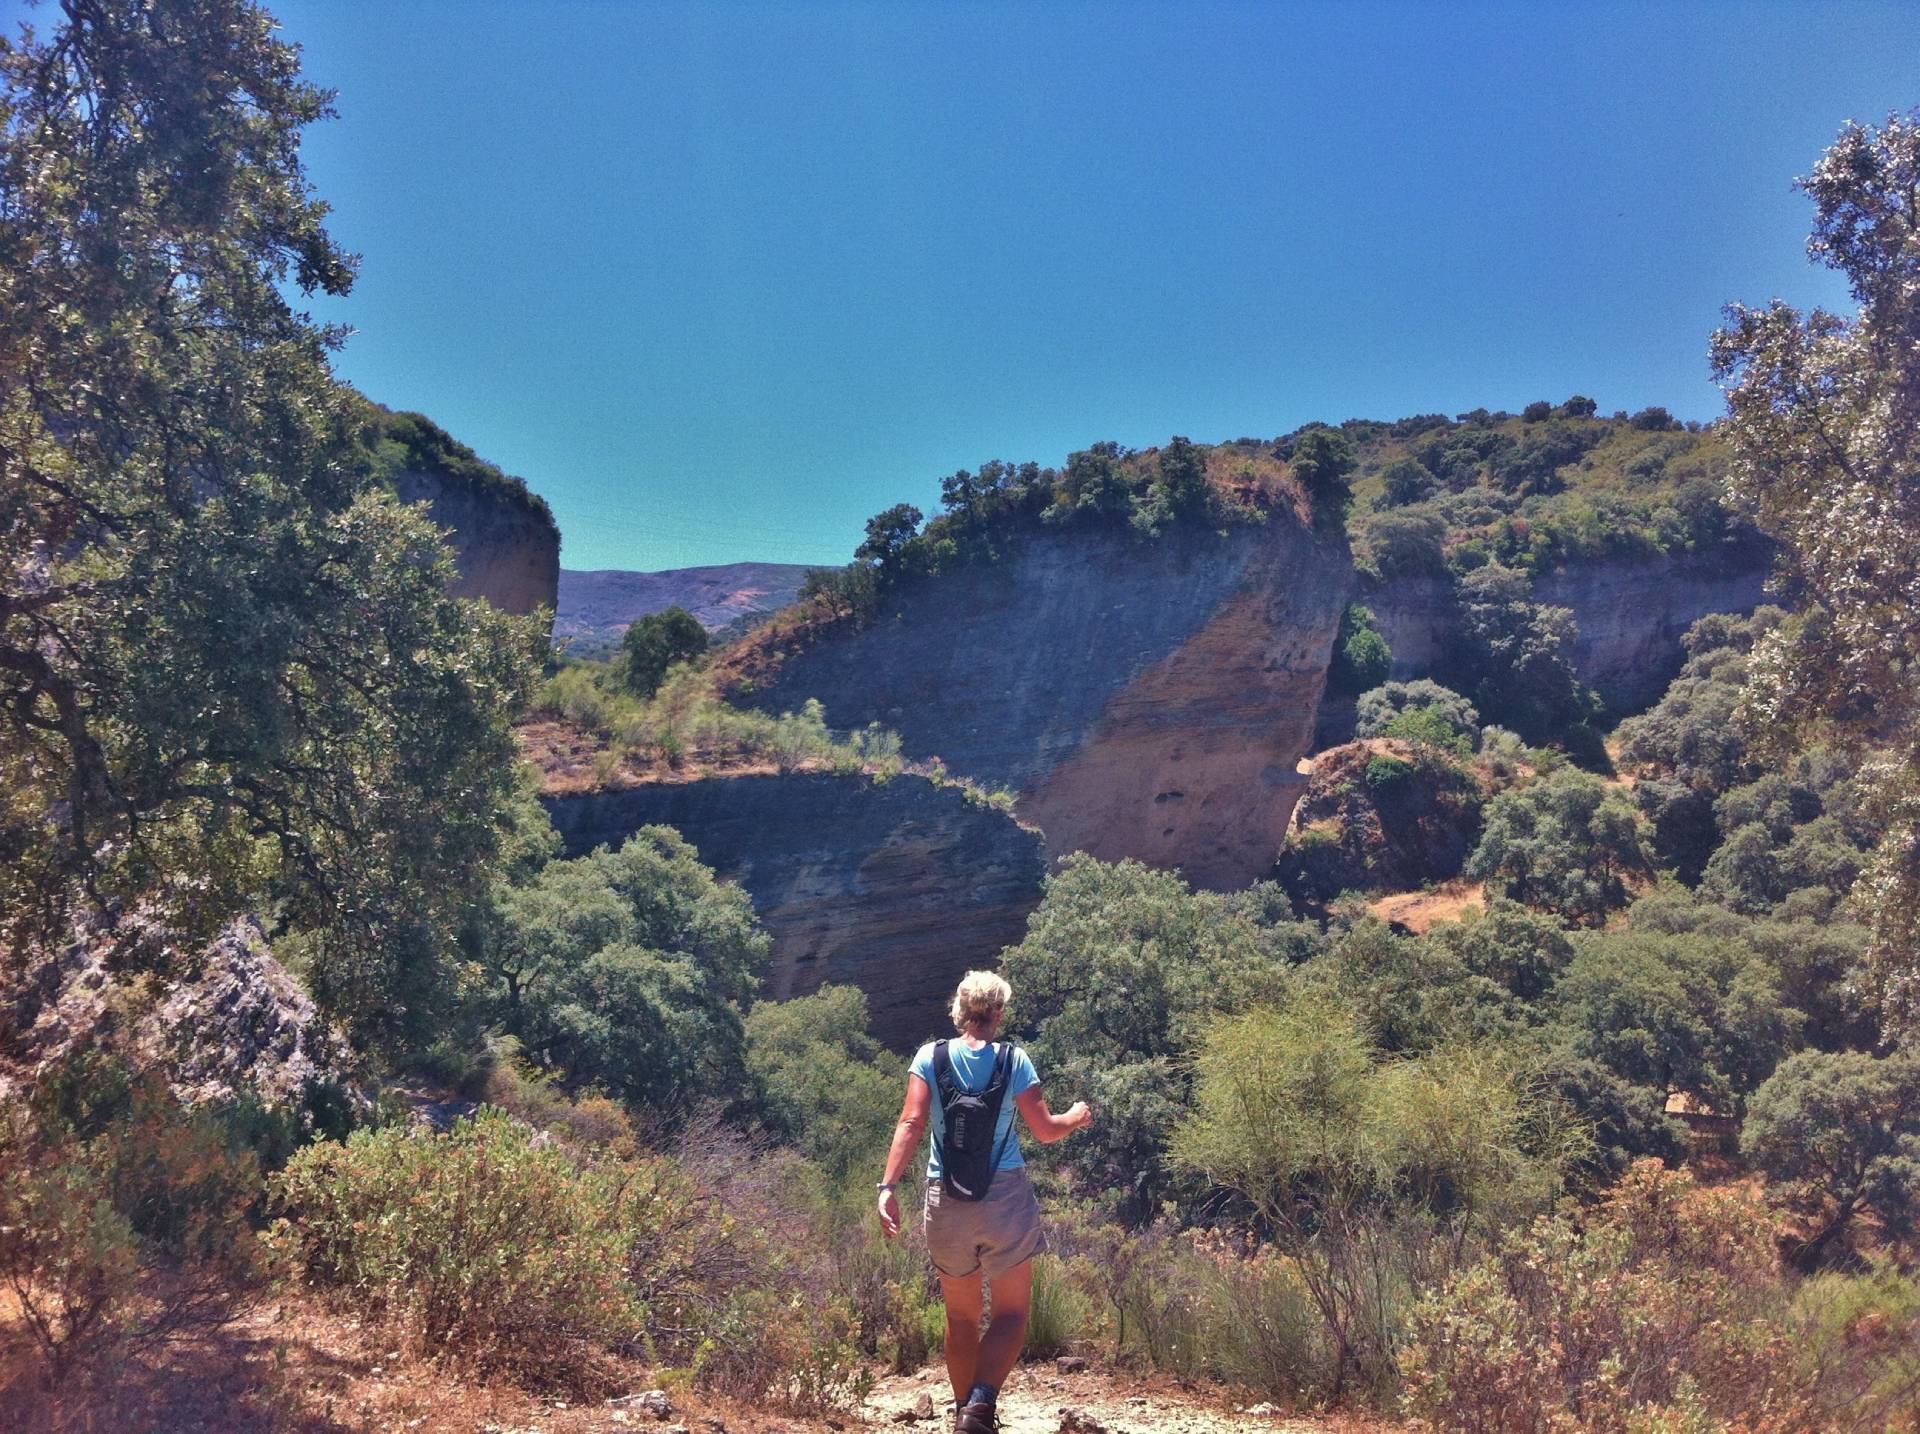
[[855, 503, 924, 580], [1742, 1049, 1920, 1267], [1551, 928, 1801, 1106], [618, 606, 709, 699], [482, 827, 769, 1112], [1290, 427, 1355, 526], [744, 985, 898, 1184], [1466, 768, 1648, 923], [1424, 898, 1575, 1003], [1376, 454, 1438, 507], [1149, 435, 1211, 523], [1329, 605, 1392, 692], [999, 855, 1309, 1215], [1449, 564, 1588, 741], [1048, 440, 1133, 522], [1556, 394, 1598, 418], [1711, 111, 1920, 1036], [1356, 509, 1448, 577], [0, 0, 542, 1051]]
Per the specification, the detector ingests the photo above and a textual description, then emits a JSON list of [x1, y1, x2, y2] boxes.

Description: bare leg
[[974, 1258, 1034, 1393], [939, 1272, 986, 1406]]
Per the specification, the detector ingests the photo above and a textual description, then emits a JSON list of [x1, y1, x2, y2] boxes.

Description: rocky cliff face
[[0, 912, 362, 1118], [543, 773, 1047, 1048], [1364, 547, 1774, 715], [393, 467, 560, 618], [731, 520, 1352, 890]]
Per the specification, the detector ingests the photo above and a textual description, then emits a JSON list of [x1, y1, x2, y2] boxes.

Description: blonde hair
[[949, 970, 1012, 1035]]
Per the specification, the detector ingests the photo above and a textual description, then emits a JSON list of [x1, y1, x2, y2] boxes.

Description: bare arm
[[877, 1073, 932, 1237], [1015, 1085, 1093, 1144]]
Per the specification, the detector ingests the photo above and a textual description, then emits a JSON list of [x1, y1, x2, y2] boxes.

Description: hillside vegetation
[[4, 4, 1920, 1433]]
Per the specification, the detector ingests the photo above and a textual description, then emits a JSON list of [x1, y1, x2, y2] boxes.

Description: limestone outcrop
[[0, 912, 362, 1119]]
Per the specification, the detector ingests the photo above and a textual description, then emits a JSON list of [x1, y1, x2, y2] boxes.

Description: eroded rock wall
[[734, 521, 1352, 889], [543, 774, 1048, 1049], [1365, 548, 1774, 715], [394, 468, 561, 618]]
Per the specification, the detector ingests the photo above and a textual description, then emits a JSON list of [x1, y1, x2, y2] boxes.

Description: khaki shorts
[[924, 1166, 1048, 1280]]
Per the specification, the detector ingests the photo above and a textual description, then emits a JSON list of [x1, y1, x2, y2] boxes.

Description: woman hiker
[[877, 970, 1094, 1434]]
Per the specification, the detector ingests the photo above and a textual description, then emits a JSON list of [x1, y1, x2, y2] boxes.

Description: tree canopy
[[1712, 111, 1920, 1038], [0, 0, 543, 1051]]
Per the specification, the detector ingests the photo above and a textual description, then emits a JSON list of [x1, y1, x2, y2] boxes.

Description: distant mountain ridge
[[556, 562, 814, 651]]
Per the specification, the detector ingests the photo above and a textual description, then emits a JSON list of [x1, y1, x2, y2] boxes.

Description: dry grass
[[516, 716, 796, 796], [0, 1288, 825, 1434], [1368, 880, 1487, 934]]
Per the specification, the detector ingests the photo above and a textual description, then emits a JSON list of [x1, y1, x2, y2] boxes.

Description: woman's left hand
[[878, 1186, 902, 1239]]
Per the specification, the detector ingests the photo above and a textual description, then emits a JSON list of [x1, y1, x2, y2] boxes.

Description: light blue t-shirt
[[909, 1039, 1039, 1179]]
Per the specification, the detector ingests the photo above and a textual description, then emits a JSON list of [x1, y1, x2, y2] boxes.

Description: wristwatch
[[876, 1181, 897, 1191]]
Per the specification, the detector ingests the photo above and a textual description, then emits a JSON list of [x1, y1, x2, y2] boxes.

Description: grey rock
[[636, 1390, 674, 1420]]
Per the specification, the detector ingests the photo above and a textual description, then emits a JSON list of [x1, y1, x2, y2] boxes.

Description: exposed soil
[[864, 1363, 1390, 1434], [1, 1296, 1397, 1434], [1367, 880, 1487, 935]]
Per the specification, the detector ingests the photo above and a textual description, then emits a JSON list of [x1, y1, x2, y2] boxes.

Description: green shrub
[[1365, 754, 1414, 790], [1356, 679, 1481, 746], [1331, 604, 1393, 692], [1025, 1255, 1092, 1359], [1785, 1265, 1920, 1426], [1742, 1049, 1920, 1268], [1171, 1001, 1573, 1398], [269, 1109, 641, 1380]]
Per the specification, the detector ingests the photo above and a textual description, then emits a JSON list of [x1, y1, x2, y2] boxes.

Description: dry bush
[[1403, 1160, 1920, 1432], [0, 1064, 263, 1393]]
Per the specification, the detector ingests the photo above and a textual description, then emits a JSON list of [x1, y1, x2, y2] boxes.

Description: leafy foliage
[[1551, 925, 1800, 1108], [1448, 564, 1591, 742], [477, 825, 769, 1113], [0, 0, 543, 1053], [1171, 998, 1573, 1397], [999, 856, 1311, 1216], [1743, 1049, 1920, 1267], [1712, 111, 1920, 1037], [270, 1110, 642, 1378], [1466, 768, 1648, 922], [744, 986, 899, 1184], [618, 606, 710, 699], [1329, 604, 1392, 693], [1404, 1162, 1891, 1433], [1355, 679, 1481, 749]]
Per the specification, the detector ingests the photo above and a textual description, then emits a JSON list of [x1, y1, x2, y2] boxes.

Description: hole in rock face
[[1154, 790, 1186, 803]]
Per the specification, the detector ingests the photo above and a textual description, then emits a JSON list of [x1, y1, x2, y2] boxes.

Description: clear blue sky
[[250, 4, 1920, 568]]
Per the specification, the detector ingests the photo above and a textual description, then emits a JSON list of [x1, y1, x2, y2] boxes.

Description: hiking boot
[[956, 1401, 998, 1434]]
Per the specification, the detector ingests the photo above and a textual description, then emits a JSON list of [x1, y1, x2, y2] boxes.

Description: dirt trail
[[862, 1364, 1360, 1434]]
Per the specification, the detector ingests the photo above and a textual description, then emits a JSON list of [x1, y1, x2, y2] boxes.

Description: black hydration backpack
[[932, 1039, 1017, 1202]]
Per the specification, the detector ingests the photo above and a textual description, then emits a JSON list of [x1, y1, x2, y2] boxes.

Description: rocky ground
[[1, 1291, 1395, 1434], [862, 1363, 1388, 1434]]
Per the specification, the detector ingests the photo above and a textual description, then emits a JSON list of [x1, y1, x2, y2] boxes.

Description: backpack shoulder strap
[[931, 1039, 960, 1100], [984, 1041, 1014, 1095]]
